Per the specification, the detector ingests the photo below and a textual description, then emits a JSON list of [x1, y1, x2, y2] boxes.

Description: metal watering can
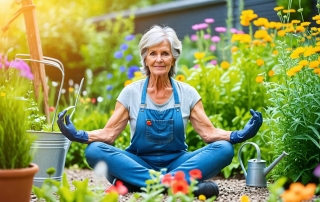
[[238, 142, 288, 187]]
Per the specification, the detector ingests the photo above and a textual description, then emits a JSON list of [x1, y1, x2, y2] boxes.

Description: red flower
[[49, 106, 55, 112], [105, 180, 128, 195], [172, 179, 189, 194], [91, 98, 97, 104], [189, 169, 202, 180], [161, 174, 173, 186], [174, 171, 185, 181]]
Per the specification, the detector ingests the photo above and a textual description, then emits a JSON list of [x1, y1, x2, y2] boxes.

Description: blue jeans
[[85, 140, 234, 187]]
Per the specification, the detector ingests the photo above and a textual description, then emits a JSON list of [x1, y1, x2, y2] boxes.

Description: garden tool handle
[[238, 142, 261, 176], [14, 54, 65, 132], [69, 77, 84, 120]]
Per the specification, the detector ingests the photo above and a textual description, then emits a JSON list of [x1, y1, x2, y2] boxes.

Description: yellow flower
[[220, 61, 230, 69], [69, 87, 74, 93], [287, 65, 303, 76], [134, 71, 143, 77], [175, 74, 186, 82], [274, 6, 284, 11], [0, 92, 6, 97], [299, 60, 309, 66], [253, 18, 269, 27], [268, 69, 275, 77], [314, 68, 320, 75], [312, 15, 320, 20], [277, 30, 286, 37], [255, 75, 264, 83], [295, 26, 305, 33], [291, 20, 301, 24], [198, 194, 206, 201], [85, 98, 91, 103], [290, 47, 306, 59], [240, 195, 251, 202], [194, 52, 205, 60], [273, 50, 279, 55], [309, 61, 319, 68], [301, 22, 311, 27], [256, 59, 265, 66], [124, 80, 132, 86], [304, 47, 315, 57], [254, 30, 268, 39], [283, 9, 296, 13], [231, 46, 238, 53], [240, 10, 258, 26]]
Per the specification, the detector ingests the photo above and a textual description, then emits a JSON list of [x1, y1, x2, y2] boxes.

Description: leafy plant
[[263, 1, 320, 184], [0, 68, 36, 169]]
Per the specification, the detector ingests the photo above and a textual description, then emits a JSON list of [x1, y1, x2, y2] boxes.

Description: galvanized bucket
[[15, 54, 75, 187]]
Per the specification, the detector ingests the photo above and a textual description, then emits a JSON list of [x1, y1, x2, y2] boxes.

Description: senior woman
[[57, 25, 263, 199]]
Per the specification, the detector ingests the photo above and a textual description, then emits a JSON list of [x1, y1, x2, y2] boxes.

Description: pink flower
[[193, 64, 200, 69], [210, 45, 216, 51], [204, 34, 211, 39], [211, 36, 220, 43], [215, 27, 227, 33], [314, 164, 320, 177], [192, 24, 200, 31], [210, 60, 217, 65], [230, 28, 238, 34], [204, 18, 214, 24], [190, 34, 198, 41], [192, 23, 208, 30]]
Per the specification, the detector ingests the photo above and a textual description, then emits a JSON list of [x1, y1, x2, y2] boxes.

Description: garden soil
[[30, 169, 319, 202]]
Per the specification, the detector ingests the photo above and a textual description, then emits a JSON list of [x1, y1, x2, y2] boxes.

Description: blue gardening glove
[[57, 110, 88, 143], [230, 109, 263, 144]]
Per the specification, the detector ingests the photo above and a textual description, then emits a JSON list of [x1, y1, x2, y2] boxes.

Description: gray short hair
[[139, 25, 182, 77]]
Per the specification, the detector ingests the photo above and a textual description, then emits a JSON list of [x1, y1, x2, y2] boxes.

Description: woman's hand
[[57, 110, 89, 143], [230, 109, 263, 144]]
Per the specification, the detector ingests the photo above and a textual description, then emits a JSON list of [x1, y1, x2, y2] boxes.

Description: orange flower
[[315, 68, 320, 75], [268, 70, 275, 77], [256, 59, 265, 66], [189, 169, 202, 180], [254, 30, 268, 39], [175, 74, 186, 82], [277, 30, 286, 37], [309, 61, 319, 68], [220, 61, 230, 69], [255, 75, 264, 83], [172, 179, 189, 194], [231, 46, 238, 53], [174, 171, 185, 181]]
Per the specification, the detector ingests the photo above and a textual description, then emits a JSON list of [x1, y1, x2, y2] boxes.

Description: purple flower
[[211, 36, 220, 43], [127, 65, 140, 79], [190, 34, 198, 41], [192, 24, 200, 31], [314, 164, 320, 177], [107, 73, 113, 79], [120, 44, 129, 51], [125, 34, 135, 41], [210, 60, 217, 65], [126, 54, 133, 62], [215, 27, 227, 33], [9, 60, 34, 80], [119, 65, 126, 72], [106, 85, 113, 91], [204, 34, 211, 39], [192, 23, 208, 31], [210, 45, 216, 51], [193, 64, 199, 69], [114, 51, 123, 59], [204, 18, 214, 24]]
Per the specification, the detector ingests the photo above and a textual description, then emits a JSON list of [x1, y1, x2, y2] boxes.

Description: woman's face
[[144, 39, 175, 77]]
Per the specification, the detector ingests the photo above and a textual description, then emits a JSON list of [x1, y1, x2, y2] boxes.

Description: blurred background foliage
[[1, 0, 319, 185]]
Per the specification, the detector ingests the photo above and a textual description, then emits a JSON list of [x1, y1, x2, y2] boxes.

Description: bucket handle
[[14, 54, 64, 132], [238, 142, 261, 176]]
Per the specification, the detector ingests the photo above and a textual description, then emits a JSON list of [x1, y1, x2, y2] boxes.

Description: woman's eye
[[162, 52, 169, 56]]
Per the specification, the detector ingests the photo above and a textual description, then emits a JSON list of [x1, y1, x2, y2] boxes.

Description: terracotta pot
[[0, 163, 39, 202]]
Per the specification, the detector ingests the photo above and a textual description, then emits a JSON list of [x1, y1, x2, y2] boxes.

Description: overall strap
[[170, 78, 181, 108]]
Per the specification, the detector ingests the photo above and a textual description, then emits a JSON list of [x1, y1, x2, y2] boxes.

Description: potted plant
[[0, 67, 39, 202]]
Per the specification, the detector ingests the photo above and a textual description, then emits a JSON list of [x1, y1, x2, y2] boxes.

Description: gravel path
[[30, 169, 319, 201]]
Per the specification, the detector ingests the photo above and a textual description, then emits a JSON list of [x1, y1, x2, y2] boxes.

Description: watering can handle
[[14, 54, 65, 132], [238, 142, 261, 176]]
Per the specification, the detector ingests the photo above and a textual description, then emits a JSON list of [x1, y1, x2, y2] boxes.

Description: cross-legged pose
[[57, 25, 263, 199]]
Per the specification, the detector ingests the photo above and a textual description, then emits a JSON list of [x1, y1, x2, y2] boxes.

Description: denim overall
[[85, 77, 234, 187]]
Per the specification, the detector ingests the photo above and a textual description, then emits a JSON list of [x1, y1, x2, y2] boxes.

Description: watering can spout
[[264, 151, 288, 176]]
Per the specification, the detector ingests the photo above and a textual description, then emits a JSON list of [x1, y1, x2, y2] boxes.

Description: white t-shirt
[[117, 78, 201, 139]]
